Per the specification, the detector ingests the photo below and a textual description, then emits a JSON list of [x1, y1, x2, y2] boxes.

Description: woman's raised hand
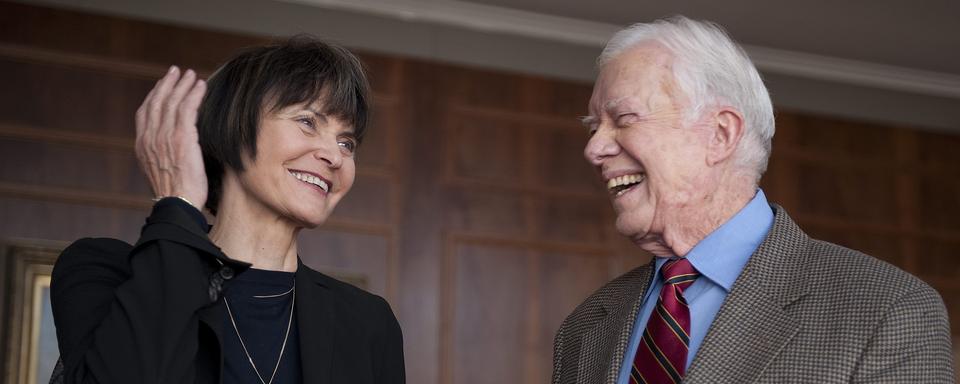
[[135, 66, 208, 210]]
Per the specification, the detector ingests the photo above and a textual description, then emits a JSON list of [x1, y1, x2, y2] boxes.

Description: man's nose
[[584, 128, 618, 166]]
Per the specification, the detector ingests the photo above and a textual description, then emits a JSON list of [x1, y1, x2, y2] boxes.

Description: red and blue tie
[[630, 258, 700, 384]]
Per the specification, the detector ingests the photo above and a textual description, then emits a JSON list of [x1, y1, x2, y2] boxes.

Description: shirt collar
[[680, 189, 774, 292]]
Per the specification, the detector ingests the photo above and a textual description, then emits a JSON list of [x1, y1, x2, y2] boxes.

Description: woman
[[49, 37, 404, 383]]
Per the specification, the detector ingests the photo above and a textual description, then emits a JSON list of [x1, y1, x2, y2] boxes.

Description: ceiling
[[467, 0, 960, 74]]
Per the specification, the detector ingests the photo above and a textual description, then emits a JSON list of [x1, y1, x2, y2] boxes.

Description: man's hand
[[135, 66, 208, 210]]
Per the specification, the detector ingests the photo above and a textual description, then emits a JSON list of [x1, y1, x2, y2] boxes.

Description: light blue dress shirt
[[616, 189, 774, 383]]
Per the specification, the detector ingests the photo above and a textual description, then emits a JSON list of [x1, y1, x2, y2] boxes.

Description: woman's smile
[[287, 169, 331, 194]]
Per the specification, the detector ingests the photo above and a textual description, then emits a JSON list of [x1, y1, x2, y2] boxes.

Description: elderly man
[[552, 16, 954, 384]]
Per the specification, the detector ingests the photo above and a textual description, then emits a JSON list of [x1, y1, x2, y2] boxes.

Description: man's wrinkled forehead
[[590, 49, 678, 113]]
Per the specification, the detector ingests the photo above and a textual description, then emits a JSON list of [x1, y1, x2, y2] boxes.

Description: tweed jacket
[[551, 205, 954, 383]]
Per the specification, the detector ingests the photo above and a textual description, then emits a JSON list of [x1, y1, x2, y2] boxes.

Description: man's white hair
[[599, 16, 775, 180]]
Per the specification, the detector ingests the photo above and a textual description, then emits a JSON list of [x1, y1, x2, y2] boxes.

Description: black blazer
[[50, 200, 405, 383]]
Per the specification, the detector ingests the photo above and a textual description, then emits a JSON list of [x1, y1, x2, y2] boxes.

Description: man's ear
[[706, 107, 745, 166]]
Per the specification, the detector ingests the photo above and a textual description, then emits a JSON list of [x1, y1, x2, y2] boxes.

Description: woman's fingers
[[155, 69, 197, 199], [163, 69, 197, 135], [144, 67, 180, 153], [174, 78, 209, 207], [131, 65, 209, 205], [177, 79, 206, 134], [135, 65, 189, 197], [136, 67, 177, 196], [135, 71, 165, 153]]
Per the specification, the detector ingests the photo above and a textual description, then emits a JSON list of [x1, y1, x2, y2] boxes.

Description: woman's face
[[232, 99, 358, 228]]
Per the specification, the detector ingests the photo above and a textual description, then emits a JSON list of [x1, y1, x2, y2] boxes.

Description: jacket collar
[[580, 204, 811, 384], [684, 204, 811, 383], [134, 201, 249, 270], [294, 260, 335, 382], [579, 262, 655, 384]]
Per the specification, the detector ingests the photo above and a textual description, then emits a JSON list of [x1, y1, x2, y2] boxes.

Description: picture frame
[[2, 240, 64, 384]]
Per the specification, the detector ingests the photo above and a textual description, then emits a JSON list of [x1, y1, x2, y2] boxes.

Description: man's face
[[583, 44, 715, 255]]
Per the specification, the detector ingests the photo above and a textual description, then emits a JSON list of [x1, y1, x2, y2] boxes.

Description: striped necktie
[[630, 258, 700, 384]]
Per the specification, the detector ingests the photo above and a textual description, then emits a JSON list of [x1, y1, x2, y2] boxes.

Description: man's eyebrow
[[603, 97, 627, 114], [580, 116, 599, 126]]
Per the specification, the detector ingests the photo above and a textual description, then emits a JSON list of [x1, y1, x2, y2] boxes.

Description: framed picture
[[2, 240, 64, 384]]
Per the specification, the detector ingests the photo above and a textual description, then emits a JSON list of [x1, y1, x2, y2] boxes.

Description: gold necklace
[[224, 286, 296, 384]]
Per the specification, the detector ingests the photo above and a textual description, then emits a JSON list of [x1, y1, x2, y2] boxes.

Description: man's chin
[[627, 231, 675, 258], [614, 214, 649, 239]]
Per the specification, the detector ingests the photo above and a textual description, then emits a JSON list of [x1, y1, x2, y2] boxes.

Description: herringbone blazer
[[552, 205, 954, 383]]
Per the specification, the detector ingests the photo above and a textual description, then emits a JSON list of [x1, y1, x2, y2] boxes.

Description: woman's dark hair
[[197, 36, 370, 215]]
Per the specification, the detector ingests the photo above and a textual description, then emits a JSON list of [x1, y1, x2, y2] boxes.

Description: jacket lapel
[[197, 303, 225, 383], [579, 263, 654, 384], [684, 205, 810, 384], [295, 261, 335, 382]]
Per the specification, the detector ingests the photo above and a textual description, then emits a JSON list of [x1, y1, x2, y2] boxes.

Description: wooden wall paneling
[[521, 113, 540, 242], [537, 250, 615, 379], [442, 234, 615, 384], [397, 60, 446, 384], [939, 286, 960, 334], [0, 196, 147, 242], [0, 138, 149, 196], [0, 42, 177, 83], [329, 174, 395, 224], [446, 188, 530, 237], [789, 114, 899, 160], [297, 230, 391, 296], [365, 59, 408, 305], [440, 67, 525, 112], [532, 195, 610, 244], [449, 241, 529, 384], [917, 175, 960, 233], [524, 249, 543, 384], [529, 123, 610, 244], [360, 98, 399, 170], [0, 181, 149, 211], [915, 129, 960, 172], [446, 111, 527, 186], [0, 58, 153, 138], [801, 224, 904, 267], [893, 129, 920, 274], [762, 111, 800, 211], [911, 128, 960, 307], [444, 107, 603, 201], [514, 76, 594, 119], [531, 122, 604, 196], [795, 165, 900, 223], [914, 238, 960, 285], [359, 53, 405, 97], [0, 122, 132, 153]]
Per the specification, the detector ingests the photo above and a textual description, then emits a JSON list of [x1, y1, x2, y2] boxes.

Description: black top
[[223, 268, 302, 384], [49, 198, 405, 383]]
